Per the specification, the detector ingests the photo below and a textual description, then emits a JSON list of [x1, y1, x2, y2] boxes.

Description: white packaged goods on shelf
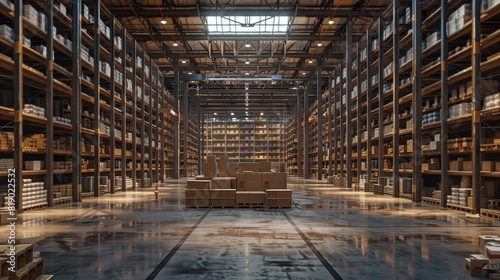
[[383, 83, 392, 93], [115, 36, 122, 50], [23, 104, 45, 117], [127, 79, 132, 91], [0, 158, 14, 171], [489, 0, 500, 10], [23, 4, 38, 26], [361, 48, 367, 61], [38, 12, 46, 32], [0, 24, 14, 42], [137, 56, 142, 68], [0, 0, 14, 10], [53, 116, 71, 124], [105, 26, 110, 39], [23, 36, 31, 47], [484, 92, 500, 109], [449, 102, 472, 119], [55, 3, 67, 15], [83, 4, 90, 20], [361, 80, 368, 92], [372, 39, 378, 51], [99, 19, 106, 34]]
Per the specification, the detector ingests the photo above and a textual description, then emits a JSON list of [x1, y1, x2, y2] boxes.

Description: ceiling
[[103, 0, 390, 112]]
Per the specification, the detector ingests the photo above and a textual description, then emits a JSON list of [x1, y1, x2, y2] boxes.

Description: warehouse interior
[[1, 0, 500, 279]]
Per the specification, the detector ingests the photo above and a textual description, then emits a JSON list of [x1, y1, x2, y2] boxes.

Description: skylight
[[205, 16, 289, 35]]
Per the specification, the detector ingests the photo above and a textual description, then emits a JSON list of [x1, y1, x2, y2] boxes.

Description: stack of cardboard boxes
[[186, 157, 291, 208], [465, 235, 500, 277]]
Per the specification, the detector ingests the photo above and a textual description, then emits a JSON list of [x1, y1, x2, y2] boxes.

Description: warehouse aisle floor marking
[[281, 210, 344, 280], [145, 210, 211, 280]]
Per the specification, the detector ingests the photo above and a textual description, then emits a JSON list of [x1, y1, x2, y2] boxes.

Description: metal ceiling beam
[[151, 52, 343, 59], [107, 6, 386, 18], [130, 34, 358, 42], [159, 65, 337, 71]]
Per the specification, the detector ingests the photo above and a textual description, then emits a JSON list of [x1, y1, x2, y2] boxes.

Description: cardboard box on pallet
[[187, 180, 211, 190], [228, 163, 238, 177], [237, 172, 263, 191], [479, 235, 499, 255], [218, 169, 228, 177], [185, 199, 210, 208], [259, 161, 272, 172], [211, 199, 235, 208], [210, 189, 236, 199], [211, 177, 231, 189], [185, 189, 210, 199], [482, 161, 495, 172], [262, 172, 287, 189], [465, 254, 490, 277], [266, 189, 292, 199], [195, 175, 213, 180], [266, 199, 292, 208], [230, 177, 237, 189], [486, 245, 500, 259], [236, 191, 265, 204], [219, 156, 228, 170], [238, 162, 260, 172]]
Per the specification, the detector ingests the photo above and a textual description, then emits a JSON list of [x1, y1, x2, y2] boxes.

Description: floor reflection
[[0, 177, 496, 279]]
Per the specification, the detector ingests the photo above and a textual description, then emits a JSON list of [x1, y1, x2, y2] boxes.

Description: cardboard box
[[266, 189, 292, 199], [210, 199, 235, 208], [185, 199, 210, 208], [206, 155, 216, 164], [230, 177, 237, 189], [496, 162, 500, 173], [486, 245, 500, 259], [479, 235, 498, 255], [228, 163, 238, 177], [422, 163, 429, 171], [465, 255, 490, 277], [185, 189, 210, 199], [266, 199, 292, 208], [236, 191, 266, 204], [237, 172, 263, 191], [210, 189, 236, 199], [483, 181, 499, 198], [212, 177, 231, 189], [218, 170, 228, 177], [449, 160, 463, 171], [219, 156, 228, 170], [24, 160, 43, 170], [195, 175, 213, 180], [259, 161, 272, 172], [204, 165, 217, 177], [238, 162, 260, 172], [482, 161, 495, 172], [463, 161, 473, 171], [187, 180, 211, 190], [262, 172, 287, 189]]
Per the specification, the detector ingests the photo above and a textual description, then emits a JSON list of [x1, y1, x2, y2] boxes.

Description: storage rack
[[290, 0, 500, 214], [180, 118, 199, 177], [286, 118, 298, 175], [203, 113, 287, 171], [0, 0, 175, 212]]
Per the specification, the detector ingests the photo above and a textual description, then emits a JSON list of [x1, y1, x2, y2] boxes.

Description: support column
[[339, 60, 344, 178], [317, 62, 323, 180], [183, 82, 189, 177], [328, 75, 333, 176], [346, 11, 353, 188], [196, 96, 202, 175], [201, 108, 205, 174], [93, 1, 101, 197], [148, 60, 153, 184], [131, 41, 137, 189], [110, 15, 116, 194], [71, 0, 82, 202], [173, 62, 180, 179], [471, 0, 481, 214], [332, 68, 338, 176], [378, 18, 384, 179], [392, 0, 400, 197], [140, 50, 146, 187], [14, 0, 24, 212], [159, 74, 165, 183], [440, 0, 450, 207], [356, 41, 362, 185], [121, 27, 127, 191], [366, 29, 373, 192], [45, 0, 54, 206], [296, 87, 303, 177], [303, 83, 310, 179], [412, 0, 423, 202]]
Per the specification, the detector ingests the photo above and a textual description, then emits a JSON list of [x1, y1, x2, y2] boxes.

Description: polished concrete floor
[[1, 178, 498, 280]]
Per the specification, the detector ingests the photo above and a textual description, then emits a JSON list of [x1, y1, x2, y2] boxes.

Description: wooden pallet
[[53, 196, 72, 205], [422, 197, 441, 205], [481, 208, 500, 219], [237, 202, 264, 208], [81, 192, 94, 199], [447, 203, 473, 213], [448, 146, 472, 152], [23, 203, 48, 211]]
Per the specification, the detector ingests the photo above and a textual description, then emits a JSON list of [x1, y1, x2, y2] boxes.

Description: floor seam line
[[281, 210, 344, 280], [145, 209, 210, 280]]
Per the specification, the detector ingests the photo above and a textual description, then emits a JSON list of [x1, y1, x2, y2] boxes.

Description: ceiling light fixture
[[160, 19, 167, 24], [260, 112, 264, 116], [188, 72, 192, 75], [245, 43, 251, 48], [317, 42, 322, 47], [245, 72, 250, 75], [181, 60, 186, 64], [213, 112, 217, 115], [328, 19, 334, 25], [230, 112, 234, 116], [302, 72, 306, 75], [309, 60, 313, 64], [245, 60, 250, 64], [173, 42, 178, 46]]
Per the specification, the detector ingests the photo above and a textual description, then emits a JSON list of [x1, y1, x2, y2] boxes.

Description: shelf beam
[[45, 0, 54, 207], [472, 0, 481, 214], [412, 0, 423, 202], [440, 0, 449, 207], [14, 0, 24, 212], [71, 0, 82, 203], [317, 61, 323, 180], [392, 0, 400, 198], [346, 11, 353, 188]]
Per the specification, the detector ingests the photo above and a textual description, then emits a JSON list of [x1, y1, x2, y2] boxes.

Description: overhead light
[[317, 42, 323, 47], [173, 42, 178, 46], [245, 60, 250, 65], [160, 19, 167, 24], [188, 72, 192, 75], [245, 72, 250, 75], [246, 111, 248, 115], [230, 112, 234, 116], [181, 60, 186, 64], [245, 43, 251, 48], [213, 112, 217, 115], [309, 60, 313, 64], [302, 72, 306, 75], [260, 112, 264, 116], [328, 19, 334, 25]]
